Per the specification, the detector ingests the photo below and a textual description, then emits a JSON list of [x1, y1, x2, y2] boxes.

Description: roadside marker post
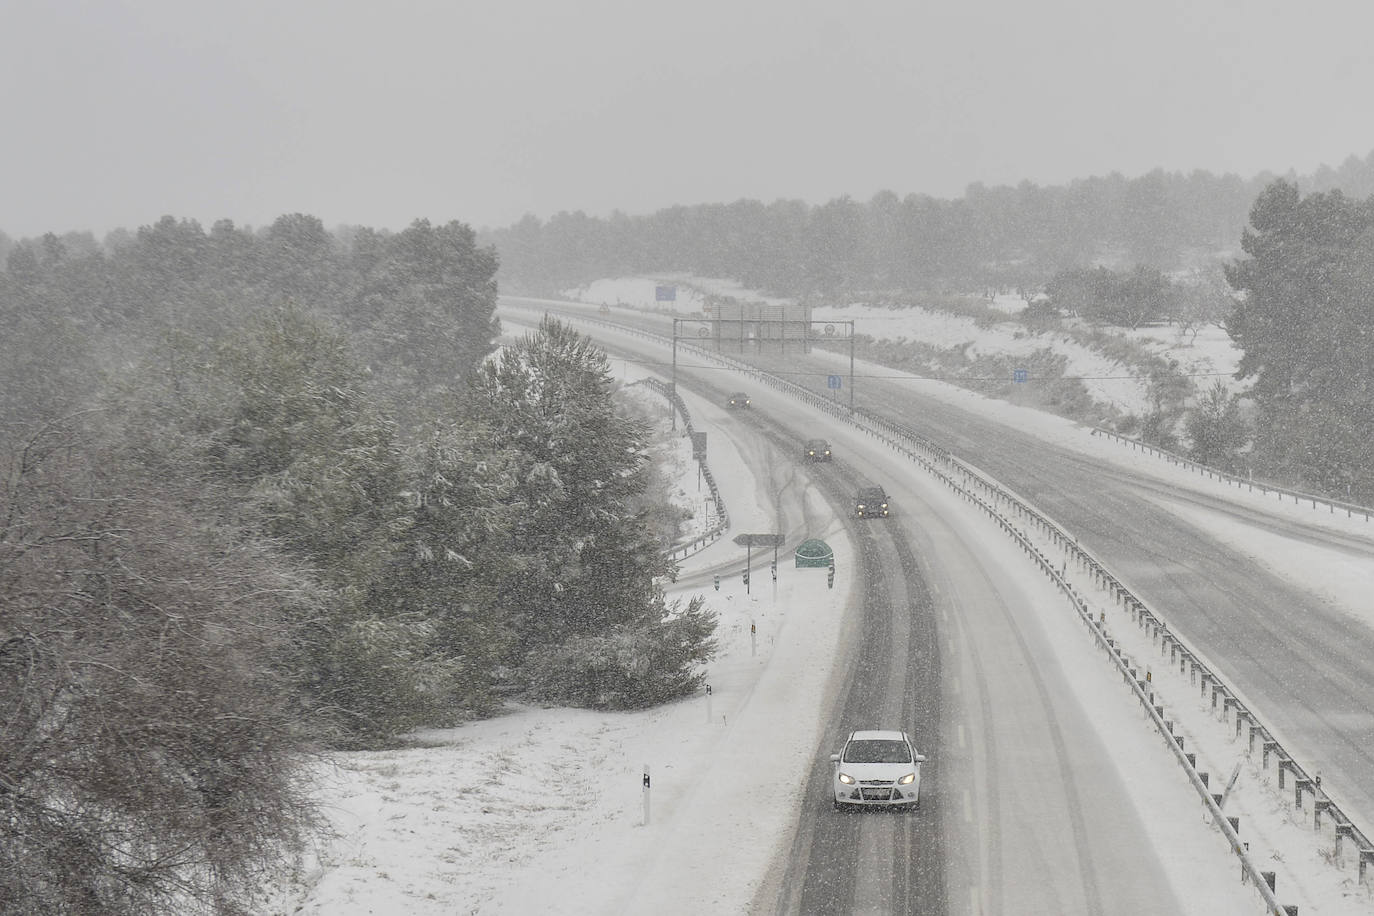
[[642, 765, 651, 826]]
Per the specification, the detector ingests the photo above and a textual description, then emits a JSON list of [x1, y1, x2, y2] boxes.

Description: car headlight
[[838, 772, 855, 785], [898, 772, 916, 785]]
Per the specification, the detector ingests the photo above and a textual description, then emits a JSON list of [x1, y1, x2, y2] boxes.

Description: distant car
[[727, 392, 752, 409], [831, 729, 926, 810], [803, 438, 832, 462], [855, 486, 889, 518]]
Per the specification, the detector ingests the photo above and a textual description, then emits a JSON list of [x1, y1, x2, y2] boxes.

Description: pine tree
[[469, 317, 715, 706], [1225, 180, 1374, 498], [1185, 381, 1249, 473]]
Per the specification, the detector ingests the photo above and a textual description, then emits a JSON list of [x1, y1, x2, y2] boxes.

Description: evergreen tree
[[1225, 181, 1374, 498], [469, 317, 715, 706], [473, 317, 675, 647], [1185, 380, 1250, 473]]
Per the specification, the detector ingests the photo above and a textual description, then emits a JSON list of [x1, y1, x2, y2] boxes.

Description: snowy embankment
[[263, 354, 852, 915]]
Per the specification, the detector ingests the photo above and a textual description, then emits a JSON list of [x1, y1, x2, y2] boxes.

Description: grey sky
[[4, 0, 1374, 239]]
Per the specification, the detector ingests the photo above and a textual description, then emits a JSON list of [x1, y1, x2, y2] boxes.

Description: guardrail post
[[1314, 799, 1332, 831], [1295, 777, 1313, 811], [1335, 823, 1352, 860], [1263, 740, 1279, 771]]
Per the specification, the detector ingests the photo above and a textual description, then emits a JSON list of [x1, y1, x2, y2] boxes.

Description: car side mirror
[[829, 754, 840, 763], [914, 754, 927, 763]]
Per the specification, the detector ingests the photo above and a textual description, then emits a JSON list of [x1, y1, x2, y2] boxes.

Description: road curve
[[499, 301, 1219, 914]]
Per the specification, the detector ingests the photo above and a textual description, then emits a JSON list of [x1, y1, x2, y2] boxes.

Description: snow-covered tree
[[1226, 180, 1374, 499], [0, 416, 316, 914], [470, 317, 716, 706], [1185, 381, 1249, 473]]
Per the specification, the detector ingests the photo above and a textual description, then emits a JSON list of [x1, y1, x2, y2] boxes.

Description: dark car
[[855, 486, 890, 518], [804, 438, 832, 461], [727, 392, 752, 409]]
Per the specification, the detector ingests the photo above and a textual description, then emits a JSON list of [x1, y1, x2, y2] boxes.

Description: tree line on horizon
[[482, 152, 1374, 298]]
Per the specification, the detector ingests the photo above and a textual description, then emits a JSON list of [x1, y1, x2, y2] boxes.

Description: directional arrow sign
[[733, 533, 786, 547]]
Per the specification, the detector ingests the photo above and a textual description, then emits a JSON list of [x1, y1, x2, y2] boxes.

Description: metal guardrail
[[1090, 427, 1373, 522], [504, 299, 1373, 911], [635, 377, 730, 561]]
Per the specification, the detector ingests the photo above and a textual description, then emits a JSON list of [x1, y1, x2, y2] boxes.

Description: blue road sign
[[1013, 368, 1029, 383], [655, 285, 677, 302], [827, 375, 842, 389]]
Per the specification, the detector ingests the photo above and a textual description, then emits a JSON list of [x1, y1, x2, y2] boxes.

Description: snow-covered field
[[264, 281, 1374, 915]]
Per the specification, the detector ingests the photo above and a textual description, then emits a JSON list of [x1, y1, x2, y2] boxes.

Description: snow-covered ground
[[263, 283, 1374, 915], [561, 275, 1245, 419]]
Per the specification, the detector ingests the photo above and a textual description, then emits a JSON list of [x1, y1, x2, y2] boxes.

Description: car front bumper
[[835, 782, 919, 807]]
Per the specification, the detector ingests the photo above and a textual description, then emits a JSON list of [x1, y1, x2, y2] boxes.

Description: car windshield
[[844, 739, 911, 764]]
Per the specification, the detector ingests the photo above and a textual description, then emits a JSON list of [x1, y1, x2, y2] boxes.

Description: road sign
[[655, 285, 677, 302], [827, 375, 842, 389], [1013, 368, 1029, 383], [733, 533, 786, 547]]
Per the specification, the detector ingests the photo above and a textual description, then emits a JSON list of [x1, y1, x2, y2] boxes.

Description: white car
[[831, 729, 926, 810]]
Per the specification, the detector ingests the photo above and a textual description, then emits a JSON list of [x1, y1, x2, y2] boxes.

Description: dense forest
[[484, 152, 1374, 298], [0, 215, 715, 913]]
